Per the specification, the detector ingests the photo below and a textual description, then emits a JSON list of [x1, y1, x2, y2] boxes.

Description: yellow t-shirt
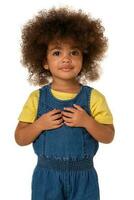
[[18, 88, 113, 124]]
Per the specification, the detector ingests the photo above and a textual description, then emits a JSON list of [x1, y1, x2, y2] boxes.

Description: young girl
[[15, 7, 115, 200]]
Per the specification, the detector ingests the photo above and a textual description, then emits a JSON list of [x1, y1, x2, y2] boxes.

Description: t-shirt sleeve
[[90, 89, 113, 124], [18, 90, 39, 123]]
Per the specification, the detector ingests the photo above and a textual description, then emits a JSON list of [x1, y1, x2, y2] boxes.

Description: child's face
[[44, 39, 83, 82]]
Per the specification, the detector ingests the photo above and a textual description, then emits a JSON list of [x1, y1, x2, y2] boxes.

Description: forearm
[[84, 116, 115, 144], [15, 119, 42, 146]]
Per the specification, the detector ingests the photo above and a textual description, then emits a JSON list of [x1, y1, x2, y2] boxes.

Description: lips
[[60, 66, 73, 71]]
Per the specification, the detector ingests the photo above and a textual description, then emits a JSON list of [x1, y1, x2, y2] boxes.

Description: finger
[[64, 121, 73, 127], [54, 118, 64, 125], [62, 111, 73, 118], [50, 109, 61, 116], [52, 113, 62, 120], [52, 116, 62, 121], [73, 104, 83, 111], [62, 116, 72, 123], [63, 107, 76, 113], [53, 122, 64, 129]]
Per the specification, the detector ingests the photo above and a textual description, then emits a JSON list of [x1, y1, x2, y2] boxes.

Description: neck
[[50, 79, 81, 93]]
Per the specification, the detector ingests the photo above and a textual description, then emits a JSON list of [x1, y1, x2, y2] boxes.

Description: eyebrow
[[48, 45, 81, 52], [48, 46, 62, 51]]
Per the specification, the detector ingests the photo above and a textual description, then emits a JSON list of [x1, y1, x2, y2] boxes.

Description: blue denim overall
[[32, 84, 100, 200]]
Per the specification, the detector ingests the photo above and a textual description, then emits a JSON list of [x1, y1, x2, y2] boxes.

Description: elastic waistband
[[37, 156, 93, 171]]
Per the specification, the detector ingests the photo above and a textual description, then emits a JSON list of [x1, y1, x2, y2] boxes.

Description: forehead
[[48, 38, 80, 49]]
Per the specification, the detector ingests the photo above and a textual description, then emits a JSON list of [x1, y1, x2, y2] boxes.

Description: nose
[[62, 53, 71, 63]]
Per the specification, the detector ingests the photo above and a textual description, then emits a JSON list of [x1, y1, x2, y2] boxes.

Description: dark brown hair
[[21, 7, 108, 85]]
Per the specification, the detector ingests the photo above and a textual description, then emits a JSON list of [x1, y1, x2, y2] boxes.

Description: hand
[[62, 104, 89, 127], [37, 109, 64, 131]]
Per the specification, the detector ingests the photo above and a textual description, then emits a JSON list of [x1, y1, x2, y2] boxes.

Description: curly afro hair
[[21, 7, 108, 86]]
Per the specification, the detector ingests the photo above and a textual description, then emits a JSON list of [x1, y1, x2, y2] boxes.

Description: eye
[[52, 51, 61, 56], [71, 50, 81, 56]]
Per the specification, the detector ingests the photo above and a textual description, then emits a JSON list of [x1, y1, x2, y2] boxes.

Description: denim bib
[[33, 84, 98, 160]]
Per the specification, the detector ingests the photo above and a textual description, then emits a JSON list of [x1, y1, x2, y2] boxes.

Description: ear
[[44, 64, 49, 70], [43, 59, 49, 70]]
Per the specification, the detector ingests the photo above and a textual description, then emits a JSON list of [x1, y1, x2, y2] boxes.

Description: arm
[[84, 89, 115, 143], [15, 121, 42, 146], [15, 109, 63, 146], [15, 90, 43, 146], [83, 115, 115, 143], [62, 104, 115, 144]]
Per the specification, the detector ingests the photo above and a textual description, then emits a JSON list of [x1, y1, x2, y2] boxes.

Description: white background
[[0, 0, 134, 199]]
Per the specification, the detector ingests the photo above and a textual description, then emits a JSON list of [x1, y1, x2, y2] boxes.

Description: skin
[[15, 39, 115, 146], [44, 39, 83, 92]]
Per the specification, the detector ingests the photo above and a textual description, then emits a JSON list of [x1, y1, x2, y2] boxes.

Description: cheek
[[77, 56, 83, 65], [77, 59, 83, 70], [47, 58, 58, 68]]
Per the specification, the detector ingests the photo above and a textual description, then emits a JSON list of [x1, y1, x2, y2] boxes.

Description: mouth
[[60, 66, 73, 72]]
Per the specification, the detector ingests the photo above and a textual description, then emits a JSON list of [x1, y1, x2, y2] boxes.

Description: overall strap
[[82, 85, 93, 115], [37, 84, 49, 118]]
